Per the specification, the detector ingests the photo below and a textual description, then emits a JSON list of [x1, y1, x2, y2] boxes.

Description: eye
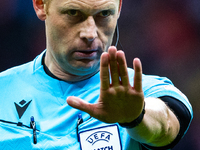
[[99, 10, 111, 17], [66, 9, 80, 17]]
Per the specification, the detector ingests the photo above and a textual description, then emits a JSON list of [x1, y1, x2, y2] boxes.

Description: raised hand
[[67, 46, 144, 124]]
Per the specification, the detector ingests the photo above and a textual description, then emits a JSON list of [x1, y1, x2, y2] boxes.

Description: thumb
[[67, 96, 93, 113]]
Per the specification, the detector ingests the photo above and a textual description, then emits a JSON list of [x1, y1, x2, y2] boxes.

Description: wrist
[[119, 102, 145, 128]]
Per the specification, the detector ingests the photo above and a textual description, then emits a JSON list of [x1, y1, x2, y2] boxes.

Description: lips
[[73, 50, 99, 59]]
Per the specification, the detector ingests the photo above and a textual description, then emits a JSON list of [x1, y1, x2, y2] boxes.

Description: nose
[[80, 16, 98, 42]]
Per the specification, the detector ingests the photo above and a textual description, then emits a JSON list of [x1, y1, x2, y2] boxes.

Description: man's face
[[45, 0, 120, 77]]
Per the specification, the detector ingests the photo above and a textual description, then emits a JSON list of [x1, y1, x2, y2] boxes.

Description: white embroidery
[[79, 125, 122, 150]]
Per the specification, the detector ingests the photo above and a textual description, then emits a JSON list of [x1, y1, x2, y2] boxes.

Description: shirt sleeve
[[127, 69, 193, 149], [141, 74, 193, 117]]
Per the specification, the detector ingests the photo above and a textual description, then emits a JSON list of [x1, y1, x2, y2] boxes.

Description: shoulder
[[0, 62, 34, 83], [0, 51, 45, 80]]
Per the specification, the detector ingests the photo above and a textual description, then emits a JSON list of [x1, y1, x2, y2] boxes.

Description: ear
[[33, 0, 46, 21], [118, 0, 122, 18]]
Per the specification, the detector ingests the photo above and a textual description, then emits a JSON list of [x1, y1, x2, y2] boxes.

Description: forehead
[[50, 0, 120, 11]]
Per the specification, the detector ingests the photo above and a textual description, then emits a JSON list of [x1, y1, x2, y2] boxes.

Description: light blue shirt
[[0, 51, 193, 150]]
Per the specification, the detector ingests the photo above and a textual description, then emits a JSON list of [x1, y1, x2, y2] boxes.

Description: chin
[[72, 66, 99, 76]]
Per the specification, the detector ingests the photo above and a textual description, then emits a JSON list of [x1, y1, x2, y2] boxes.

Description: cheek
[[102, 18, 117, 35], [104, 25, 115, 37], [48, 22, 78, 54], [50, 23, 68, 42], [47, 15, 71, 42], [100, 22, 117, 48]]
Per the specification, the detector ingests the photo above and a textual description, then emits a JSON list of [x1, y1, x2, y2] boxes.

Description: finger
[[133, 58, 143, 92], [108, 46, 120, 86], [67, 96, 94, 114], [117, 50, 129, 86], [100, 52, 110, 90]]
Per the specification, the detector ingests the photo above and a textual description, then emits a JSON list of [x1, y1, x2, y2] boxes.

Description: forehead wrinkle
[[73, 0, 116, 7], [62, 0, 118, 14]]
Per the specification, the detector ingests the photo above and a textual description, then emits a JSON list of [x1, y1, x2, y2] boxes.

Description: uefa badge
[[79, 125, 122, 150]]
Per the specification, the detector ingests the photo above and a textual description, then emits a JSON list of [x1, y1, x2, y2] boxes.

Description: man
[[0, 0, 192, 149]]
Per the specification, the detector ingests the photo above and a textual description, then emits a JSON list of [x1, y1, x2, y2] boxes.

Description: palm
[[67, 46, 144, 124]]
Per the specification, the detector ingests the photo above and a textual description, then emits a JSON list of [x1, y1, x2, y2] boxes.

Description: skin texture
[[33, 0, 180, 147], [34, 0, 121, 81]]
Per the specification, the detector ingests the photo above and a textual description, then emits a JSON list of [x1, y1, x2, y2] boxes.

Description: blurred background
[[0, 0, 199, 149]]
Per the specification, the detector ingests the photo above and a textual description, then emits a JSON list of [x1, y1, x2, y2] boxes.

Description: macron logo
[[14, 100, 32, 119], [86, 131, 113, 145]]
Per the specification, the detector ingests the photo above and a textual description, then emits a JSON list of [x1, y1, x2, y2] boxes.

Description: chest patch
[[79, 125, 122, 150]]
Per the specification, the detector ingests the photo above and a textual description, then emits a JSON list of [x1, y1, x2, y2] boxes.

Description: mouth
[[73, 49, 100, 59]]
